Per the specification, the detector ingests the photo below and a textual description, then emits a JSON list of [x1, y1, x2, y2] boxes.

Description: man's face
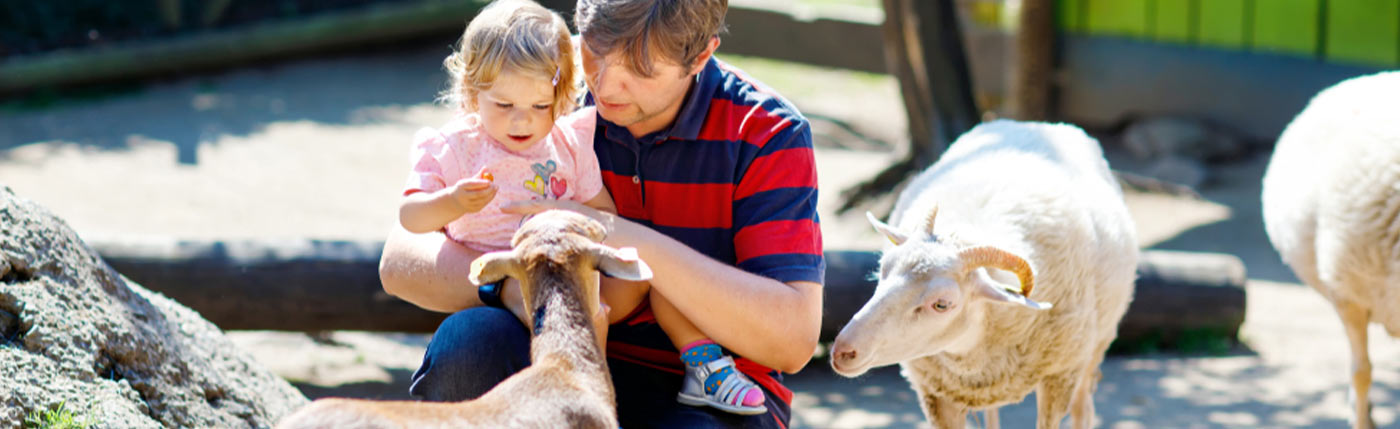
[[580, 39, 700, 138]]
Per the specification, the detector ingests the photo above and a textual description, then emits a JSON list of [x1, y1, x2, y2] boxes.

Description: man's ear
[[470, 251, 521, 285], [592, 245, 653, 281], [867, 211, 909, 246], [969, 269, 1051, 310], [689, 36, 721, 75]]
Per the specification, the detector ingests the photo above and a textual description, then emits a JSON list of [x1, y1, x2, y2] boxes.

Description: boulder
[[0, 187, 307, 428]]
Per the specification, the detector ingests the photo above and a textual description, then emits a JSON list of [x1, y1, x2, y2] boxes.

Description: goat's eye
[[932, 299, 951, 312]]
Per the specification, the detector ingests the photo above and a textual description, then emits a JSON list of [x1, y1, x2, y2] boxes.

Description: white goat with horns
[[831, 120, 1138, 428]]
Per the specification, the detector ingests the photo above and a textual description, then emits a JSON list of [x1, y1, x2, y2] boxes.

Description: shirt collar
[[595, 57, 722, 146]]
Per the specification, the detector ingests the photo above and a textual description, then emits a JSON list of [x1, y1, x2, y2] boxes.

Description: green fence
[[1057, 0, 1400, 66]]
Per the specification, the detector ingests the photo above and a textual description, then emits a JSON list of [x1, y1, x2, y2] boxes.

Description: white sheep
[[1261, 71, 1400, 429], [830, 120, 1138, 429]]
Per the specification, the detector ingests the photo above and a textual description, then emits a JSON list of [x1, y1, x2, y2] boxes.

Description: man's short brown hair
[[575, 0, 727, 77]]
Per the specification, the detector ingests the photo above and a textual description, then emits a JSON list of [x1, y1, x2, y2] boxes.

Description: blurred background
[[3, 0, 1400, 427]]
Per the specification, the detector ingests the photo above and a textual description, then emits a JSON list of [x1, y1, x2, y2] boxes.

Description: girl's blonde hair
[[440, 0, 578, 118]]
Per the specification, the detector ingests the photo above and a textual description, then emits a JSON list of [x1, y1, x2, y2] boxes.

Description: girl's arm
[[399, 177, 497, 233]]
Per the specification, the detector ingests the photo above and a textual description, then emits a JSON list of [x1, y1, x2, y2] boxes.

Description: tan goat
[[276, 209, 652, 429]]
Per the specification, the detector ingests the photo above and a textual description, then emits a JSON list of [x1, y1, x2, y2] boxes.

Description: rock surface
[[0, 187, 307, 428]]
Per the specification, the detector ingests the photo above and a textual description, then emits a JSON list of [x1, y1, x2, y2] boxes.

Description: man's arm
[[622, 222, 822, 374], [379, 225, 527, 320]]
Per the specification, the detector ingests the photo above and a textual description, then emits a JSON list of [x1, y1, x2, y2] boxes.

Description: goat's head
[[468, 210, 652, 331], [829, 209, 1050, 377]]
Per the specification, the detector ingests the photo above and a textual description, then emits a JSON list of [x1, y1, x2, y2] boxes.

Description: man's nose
[[590, 60, 623, 97]]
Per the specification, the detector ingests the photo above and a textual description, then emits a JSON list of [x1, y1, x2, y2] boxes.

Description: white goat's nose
[[830, 343, 859, 367]]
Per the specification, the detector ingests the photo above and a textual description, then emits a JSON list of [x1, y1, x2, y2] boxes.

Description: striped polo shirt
[[593, 57, 825, 413]]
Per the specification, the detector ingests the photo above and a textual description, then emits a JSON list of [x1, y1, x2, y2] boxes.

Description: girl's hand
[[450, 175, 497, 213]]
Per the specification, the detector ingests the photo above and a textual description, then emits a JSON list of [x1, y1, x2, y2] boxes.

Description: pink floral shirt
[[403, 107, 603, 252]]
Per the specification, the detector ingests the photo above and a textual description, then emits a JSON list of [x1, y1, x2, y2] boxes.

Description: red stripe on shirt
[[734, 219, 823, 263], [734, 148, 818, 200], [696, 98, 792, 148], [606, 341, 685, 375], [736, 359, 794, 406], [643, 181, 733, 229], [601, 170, 646, 220]]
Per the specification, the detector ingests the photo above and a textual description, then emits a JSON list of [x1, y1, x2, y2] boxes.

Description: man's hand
[[450, 174, 497, 214], [501, 199, 618, 238]]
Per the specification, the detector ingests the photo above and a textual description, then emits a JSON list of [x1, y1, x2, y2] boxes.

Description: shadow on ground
[[0, 38, 457, 164], [295, 369, 417, 401], [787, 354, 1387, 429]]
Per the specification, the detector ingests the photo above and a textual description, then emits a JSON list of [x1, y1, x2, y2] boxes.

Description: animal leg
[[918, 392, 968, 429], [1069, 367, 1100, 429], [1336, 300, 1375, 429], [1036, 371, 1077, 429]]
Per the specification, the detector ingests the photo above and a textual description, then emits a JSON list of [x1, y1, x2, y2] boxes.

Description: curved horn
[[923, 204, 940, 237], [958, 246, 1035, 297]]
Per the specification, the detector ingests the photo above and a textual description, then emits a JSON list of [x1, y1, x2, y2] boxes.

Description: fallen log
[[88, 238, 1247, 346], [823, 250, 1247, 348], [88, 237, 448, 333]]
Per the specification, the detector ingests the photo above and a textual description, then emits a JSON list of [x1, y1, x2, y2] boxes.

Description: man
[[379, 1, 824, 426]]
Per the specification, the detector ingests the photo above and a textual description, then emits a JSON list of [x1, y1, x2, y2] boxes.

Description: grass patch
[[23, 401, 97, 429], [715, 52, 896, 112], [0, 83, 146, 114], [1109, 328, 1239, 356], [797, 0, 879, 9]]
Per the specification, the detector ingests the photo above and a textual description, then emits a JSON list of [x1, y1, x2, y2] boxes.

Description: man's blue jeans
[[409, 306, 790, 428], [408, 307, 531, 401]]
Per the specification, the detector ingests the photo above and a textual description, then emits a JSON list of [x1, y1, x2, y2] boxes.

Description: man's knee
[[409, 307, 531, 401]]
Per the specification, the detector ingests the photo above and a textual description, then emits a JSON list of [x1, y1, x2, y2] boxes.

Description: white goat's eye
[[932, 299, 951, 312]]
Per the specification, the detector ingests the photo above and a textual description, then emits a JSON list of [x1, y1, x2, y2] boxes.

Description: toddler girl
[[398, 0, 767, 416]]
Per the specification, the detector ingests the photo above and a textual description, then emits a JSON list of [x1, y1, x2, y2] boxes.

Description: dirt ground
[[3, 42, 1399, 428]]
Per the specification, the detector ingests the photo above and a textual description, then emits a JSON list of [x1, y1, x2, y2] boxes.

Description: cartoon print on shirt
[[523, 175, 548, 197], [524, 160, 565, 200], [549, 176, 567, 199]]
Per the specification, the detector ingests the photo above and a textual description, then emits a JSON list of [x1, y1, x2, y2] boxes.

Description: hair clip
[[552, 68, 561, 86]]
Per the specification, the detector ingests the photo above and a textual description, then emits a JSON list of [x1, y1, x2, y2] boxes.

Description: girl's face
[[473, 70, 556, 152]]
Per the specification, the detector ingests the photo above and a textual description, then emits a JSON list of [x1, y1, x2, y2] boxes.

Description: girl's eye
[[932, 299, 951, 312], [532, 104, 551, 111], [495, 103, 512, 109]]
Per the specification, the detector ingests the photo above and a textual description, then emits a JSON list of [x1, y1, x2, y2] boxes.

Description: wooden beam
[[90, 238, 1246, 347], [0, 0, 493, 93], [90, 237, 449, 333], [0, 1, 885, 94]]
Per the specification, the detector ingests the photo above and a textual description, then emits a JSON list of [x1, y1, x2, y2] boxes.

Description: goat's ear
[[593, 246, 653, 281], [867, 211, 909, 245], [470, 250, 521, 285], [970, 269, 1052, 310]]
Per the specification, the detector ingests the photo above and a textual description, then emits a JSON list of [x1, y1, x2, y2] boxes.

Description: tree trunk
[[839, 0, 982, 214], [1007, 0, 1054, 120]]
